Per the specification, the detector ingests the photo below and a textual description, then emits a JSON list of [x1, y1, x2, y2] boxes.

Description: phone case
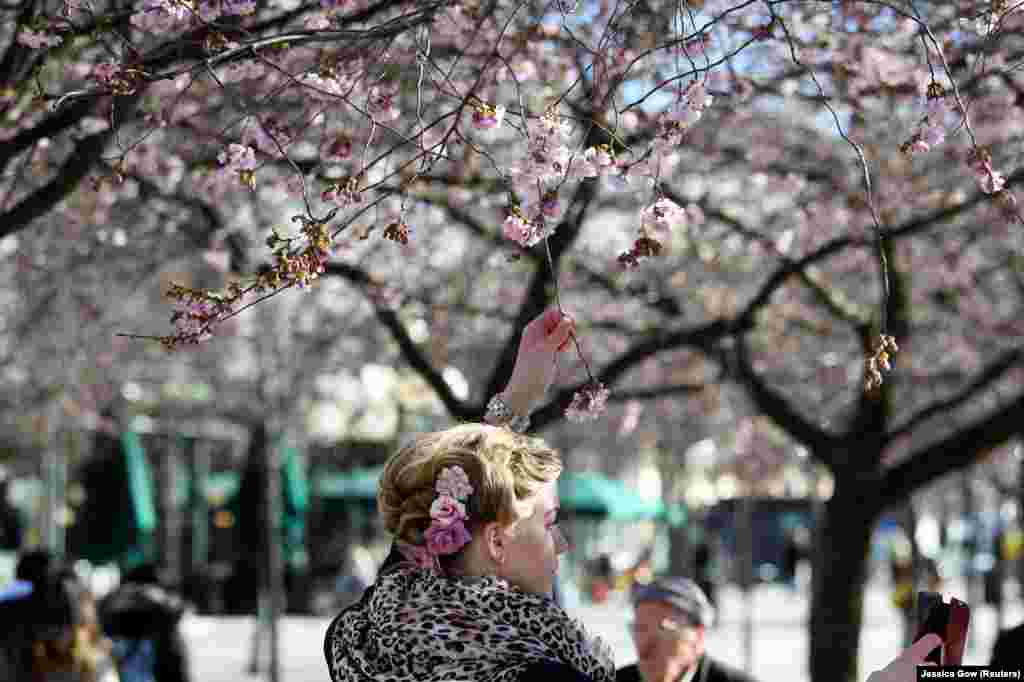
[[914, 591, 971, 665]]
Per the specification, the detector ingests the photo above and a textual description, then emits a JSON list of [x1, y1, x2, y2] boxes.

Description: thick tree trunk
[[667, 505, 692, 578], [160, 433, 185, 589], [809, 480, 878, 682]]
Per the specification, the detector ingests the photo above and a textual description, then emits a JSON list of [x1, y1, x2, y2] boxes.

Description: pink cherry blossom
[[218, 144, 258, 172], [472, 104, 506, 129], [17, 29, 63, 49], [640, 197, 688, 236], [305, 13, 331, 29], [566, 382, 610, 422]]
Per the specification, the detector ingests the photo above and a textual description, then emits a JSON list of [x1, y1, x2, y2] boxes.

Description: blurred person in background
[[73, 570, 119, 682], [0, 571, 35, 679], [0, 466, 24, 551], [18, 548, 58, 585], [2, 549, 55, 677], [2, 559, 119, 682], [990, 620, 1024, 667], [617, 576, 754, 682], [692, 539, 715, 608], [99, 563, 190, 682]]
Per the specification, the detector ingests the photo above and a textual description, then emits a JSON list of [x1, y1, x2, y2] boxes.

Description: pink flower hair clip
[[423, 465, 474, 557]]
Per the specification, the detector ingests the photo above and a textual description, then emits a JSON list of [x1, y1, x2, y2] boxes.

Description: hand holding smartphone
[[914, 591, 971, 665]]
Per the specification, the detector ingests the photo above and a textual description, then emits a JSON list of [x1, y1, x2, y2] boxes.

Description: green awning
[[315, 466, 383, 501], [71, 430, 157, 566], [204, 472, 240, 505], [281, 446, 308, 514], [558, 472, 666, 521], [122, 430, 156, 533], [174, 446, 307, 513], [7, 477, 42, 522]]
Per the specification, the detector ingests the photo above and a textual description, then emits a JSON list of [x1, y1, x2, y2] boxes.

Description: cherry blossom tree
[[3, 0, 1024, 680]]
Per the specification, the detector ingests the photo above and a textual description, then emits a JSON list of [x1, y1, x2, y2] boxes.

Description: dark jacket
[[0, 596, 32, 681], [991, 622, 1024, 667], [617, 655, 757, 682], [100, 582, 190, 682]]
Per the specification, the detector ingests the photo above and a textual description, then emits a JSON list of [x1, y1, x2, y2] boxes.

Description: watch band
[[485, 394, 531, 433]]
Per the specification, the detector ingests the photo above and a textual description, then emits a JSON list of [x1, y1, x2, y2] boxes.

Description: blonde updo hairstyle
[[378, 423, 562, 562]]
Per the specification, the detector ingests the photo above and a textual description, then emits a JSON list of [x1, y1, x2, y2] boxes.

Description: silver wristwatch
[[485, 394, 531, 433]]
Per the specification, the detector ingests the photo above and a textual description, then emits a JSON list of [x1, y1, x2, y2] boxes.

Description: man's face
[[631, 601, 705, 682]]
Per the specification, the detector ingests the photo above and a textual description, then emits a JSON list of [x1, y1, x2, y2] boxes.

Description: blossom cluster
[[566, 381, 610, 423], [217, 143, 259, 191], [471, 102, 506, 129], [160, 219, 335, 349], [498, 83, 711, 256], [653, 81, 714, 156], [164, 283, 238, 348], [618, 197, 702, 269], [321, 174, 365, 208], [864, 334, 899, 391], [17, 28, 63, 49], [503, 108, 575, 248], [899, 83, 950, 155], [130, 0, 254, 32], [966, 146, 1006, 195], [901, 82, 1017, 214]]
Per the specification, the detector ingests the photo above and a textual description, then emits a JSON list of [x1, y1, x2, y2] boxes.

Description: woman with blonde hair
[[324, 307, 945, 682]]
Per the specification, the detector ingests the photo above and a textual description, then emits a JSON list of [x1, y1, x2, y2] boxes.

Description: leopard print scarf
[[324, 565, 615, 682]]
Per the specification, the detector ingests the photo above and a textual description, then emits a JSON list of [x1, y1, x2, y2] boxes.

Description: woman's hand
[[501, 306, 575, 416], [865, 634, 941, 682]]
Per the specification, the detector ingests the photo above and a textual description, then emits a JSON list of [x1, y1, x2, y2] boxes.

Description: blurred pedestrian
[[990, 620, 1024, 667], [617, 576, 753, 682], [73, 570, 119, 682], [0, 467, 23, 550], [693, 539, 715, 607], [99, 563, 190, 682], [0, 575, 34, 679], [781, 530, 800, 590], [18, 548, 57, 585], [3, 561, 119, 682], [3, 550, 55, 678]]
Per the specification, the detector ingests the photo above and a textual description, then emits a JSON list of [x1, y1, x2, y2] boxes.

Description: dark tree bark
[[808, 463, 882, 682]]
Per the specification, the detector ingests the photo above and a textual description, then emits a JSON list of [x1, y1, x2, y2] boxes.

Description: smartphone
[[914, 591, 970, 665]]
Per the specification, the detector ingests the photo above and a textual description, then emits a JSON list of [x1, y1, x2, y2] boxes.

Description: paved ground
[[182, 579, 1023, 682]]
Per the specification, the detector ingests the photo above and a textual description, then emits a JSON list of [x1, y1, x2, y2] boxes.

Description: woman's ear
[[484, 522, 506, 565]]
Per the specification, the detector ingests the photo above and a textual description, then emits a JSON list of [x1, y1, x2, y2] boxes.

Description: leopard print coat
[[324, 565, 615, 682]]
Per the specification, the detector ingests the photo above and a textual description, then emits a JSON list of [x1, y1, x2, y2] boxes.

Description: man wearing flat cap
[[617, 576, 756, 682]]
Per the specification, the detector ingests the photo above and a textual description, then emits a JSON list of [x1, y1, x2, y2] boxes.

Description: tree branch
[[0, 99, 97, 174], [733, 164, 1024, 331], [531, 318, 732, 431], [608, 381, 712, 402], [323, 261, 478, 421], [483, 177, 596, 401], [0, 127, 113, 239], [888, 348, 1024, 443], [733, 332, 838, 459], [880, 390, 1024, 507]]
